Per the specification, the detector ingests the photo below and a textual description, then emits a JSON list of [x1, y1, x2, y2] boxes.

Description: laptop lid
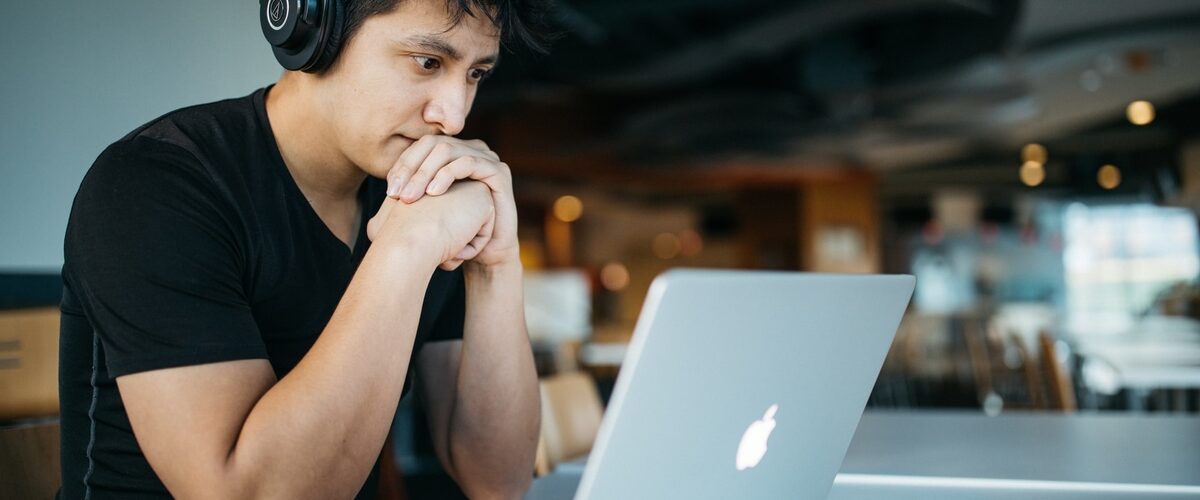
[[575, 270, 915, 500]]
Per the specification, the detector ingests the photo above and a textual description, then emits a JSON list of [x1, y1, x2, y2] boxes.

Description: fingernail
[[401, 182, 422, 200], [386, 179, 400, 197], [426, 178, 445, 195]]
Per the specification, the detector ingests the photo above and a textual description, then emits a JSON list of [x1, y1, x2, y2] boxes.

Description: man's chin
[[363, 163, 392, 180], [366, 137, 416, 179]]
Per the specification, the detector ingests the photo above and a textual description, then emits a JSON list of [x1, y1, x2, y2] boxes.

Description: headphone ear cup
[[307, 0, 345, 73]]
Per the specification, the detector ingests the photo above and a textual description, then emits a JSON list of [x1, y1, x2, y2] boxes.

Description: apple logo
[[736, 404, 778, 471]]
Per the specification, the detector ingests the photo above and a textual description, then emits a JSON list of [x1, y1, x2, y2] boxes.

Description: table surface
[[1069, 317, 1200, 390], [527, 410, 1200, 499]]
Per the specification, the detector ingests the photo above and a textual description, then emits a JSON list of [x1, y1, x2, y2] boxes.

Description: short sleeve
[[425, 268, 465, 343], [64, 137, 266, 378]]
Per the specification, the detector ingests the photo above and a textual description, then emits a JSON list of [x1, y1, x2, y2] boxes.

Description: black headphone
[[259, 0, 345, 73]]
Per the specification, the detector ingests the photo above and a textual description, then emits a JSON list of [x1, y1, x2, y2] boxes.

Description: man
[[58, 0, 548, 498]]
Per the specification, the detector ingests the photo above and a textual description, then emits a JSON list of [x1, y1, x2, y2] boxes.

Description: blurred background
[[472, 0, 1200, 415], [3, 0, 1200, 498]]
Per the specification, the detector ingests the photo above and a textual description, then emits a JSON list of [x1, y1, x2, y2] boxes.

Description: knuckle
[[389, 164, 413, 179]]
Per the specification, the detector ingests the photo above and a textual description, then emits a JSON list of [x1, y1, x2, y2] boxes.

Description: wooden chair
[[0, 307, 64, 497], [0, 307, 61, 421], [0, 419, 61, 499], [1010, 333, 1046, 410], [965, 319, 1048, 411], [535, 371, 603, 476], [1038, 332, 1078, 412], [377, 432, 410, 500], [963, 318, 994, 404]]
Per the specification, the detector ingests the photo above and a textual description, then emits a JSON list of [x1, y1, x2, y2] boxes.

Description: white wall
[[1, 1, 281, 272]]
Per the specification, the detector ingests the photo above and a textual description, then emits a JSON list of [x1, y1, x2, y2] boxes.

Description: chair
[[965, 320, 1047, 411], [0, 307, 61, 421], [0, 419, 61, 499], [1010, 333, 1046, 410], [1038, 332, 1078, 412], [535, 371, 603, 476]]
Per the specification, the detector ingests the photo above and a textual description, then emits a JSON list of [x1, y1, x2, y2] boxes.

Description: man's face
[[316, 0, 501, 178]]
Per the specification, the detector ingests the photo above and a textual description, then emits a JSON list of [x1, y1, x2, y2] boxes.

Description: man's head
[[339, 0, 547, 61], [277, 0, 549, 179]]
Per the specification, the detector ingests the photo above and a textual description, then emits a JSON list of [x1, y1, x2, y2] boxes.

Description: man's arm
[[416, 260, 540, 499], [117, 183, 494, 499]]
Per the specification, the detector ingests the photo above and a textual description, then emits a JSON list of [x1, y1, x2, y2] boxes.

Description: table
[[1068, 317, 1200, 410], [527, 410, 1200, 499]]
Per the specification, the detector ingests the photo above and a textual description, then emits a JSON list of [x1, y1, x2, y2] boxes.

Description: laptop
[[567, 269, 915, 500]]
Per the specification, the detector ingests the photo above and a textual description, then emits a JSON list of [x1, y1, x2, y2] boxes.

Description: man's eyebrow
[[401, 34, 499, 66]]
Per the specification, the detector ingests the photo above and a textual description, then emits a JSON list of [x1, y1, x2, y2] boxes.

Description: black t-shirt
[[58, 87, 464, 499]]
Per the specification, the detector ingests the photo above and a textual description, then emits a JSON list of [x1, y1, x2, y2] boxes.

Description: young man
[[58, 0, 547, 498]]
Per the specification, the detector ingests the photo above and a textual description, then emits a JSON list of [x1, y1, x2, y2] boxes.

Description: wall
[[0, 1, 280, 272]]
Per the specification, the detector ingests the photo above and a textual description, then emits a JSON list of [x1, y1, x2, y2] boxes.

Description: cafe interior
[[3, 0, 1200, 498]]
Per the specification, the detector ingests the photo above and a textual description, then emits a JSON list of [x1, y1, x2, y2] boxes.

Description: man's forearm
[[225, 242, 439, 498], [450, 260, 540, 497]]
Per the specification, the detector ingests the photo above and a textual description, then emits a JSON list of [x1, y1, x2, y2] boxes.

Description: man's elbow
[[448, 442, 536, 500], [459, 473, 534, 500]]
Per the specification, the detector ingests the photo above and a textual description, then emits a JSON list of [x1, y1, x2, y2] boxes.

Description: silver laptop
[[574, 269, 915, 500]]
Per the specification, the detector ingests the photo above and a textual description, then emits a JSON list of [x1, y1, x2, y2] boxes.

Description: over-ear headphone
[[259, 0, 345, 72]]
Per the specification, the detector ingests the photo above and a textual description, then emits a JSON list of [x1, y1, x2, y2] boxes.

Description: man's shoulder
[[79, 89, 274, 206], [120, 88, 267, 162]]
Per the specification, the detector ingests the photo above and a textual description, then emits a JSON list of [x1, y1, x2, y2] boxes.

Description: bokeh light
[[1097, 164, 1121, 190], [1021, 143, 1047, 165], [552, 195, 584, 222], [1126, 100, 1155, 126], [599, 262, 630, 291], [1019, 161, 1045, 187], [678, 229, 703, 257], [652, 232, 681, 259]]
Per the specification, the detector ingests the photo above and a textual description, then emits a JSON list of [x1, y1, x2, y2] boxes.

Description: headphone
[[259, 0, 345, 72]]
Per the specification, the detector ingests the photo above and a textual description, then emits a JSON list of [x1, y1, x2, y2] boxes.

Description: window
[[1062, 203, 1199, 327]]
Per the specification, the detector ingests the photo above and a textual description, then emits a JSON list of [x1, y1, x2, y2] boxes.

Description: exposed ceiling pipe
[[590, 0, 996, 90]]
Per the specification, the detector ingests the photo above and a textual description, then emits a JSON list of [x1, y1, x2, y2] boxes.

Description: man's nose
[[423, 84, 471, 136]]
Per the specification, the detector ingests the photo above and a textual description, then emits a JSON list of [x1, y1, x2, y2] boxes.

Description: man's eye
[[413, 56, 440, 72], [469, 68, 492, 82]]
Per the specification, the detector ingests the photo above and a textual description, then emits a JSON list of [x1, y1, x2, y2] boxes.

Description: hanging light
[[1019, 161, 1045, 187], [1126, 100, 1155, 126], [1021, 143, 1047, 165], [1097, 164, 1121, 190]]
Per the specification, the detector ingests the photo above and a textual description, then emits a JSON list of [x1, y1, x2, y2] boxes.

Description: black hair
[[342, 0, 553, 55]]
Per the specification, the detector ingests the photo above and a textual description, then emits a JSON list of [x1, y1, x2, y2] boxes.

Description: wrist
[[372, 232, 444, 273], [464, 258, 523, 284]]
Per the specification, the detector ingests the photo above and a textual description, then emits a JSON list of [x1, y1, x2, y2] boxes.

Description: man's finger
[[404, 146, 500, 202], [390, 136, 498, 199], [401, 141, 467, 202], [388, 136, 441, 197], [425, 156, 500, 196], [456, 209, 496, 261]]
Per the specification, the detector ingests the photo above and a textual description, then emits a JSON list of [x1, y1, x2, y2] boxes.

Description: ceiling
[[477, 0, 1200, 196]]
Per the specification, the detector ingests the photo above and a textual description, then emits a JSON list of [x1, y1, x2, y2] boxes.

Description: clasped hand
[[366, 135, 518, 271]]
